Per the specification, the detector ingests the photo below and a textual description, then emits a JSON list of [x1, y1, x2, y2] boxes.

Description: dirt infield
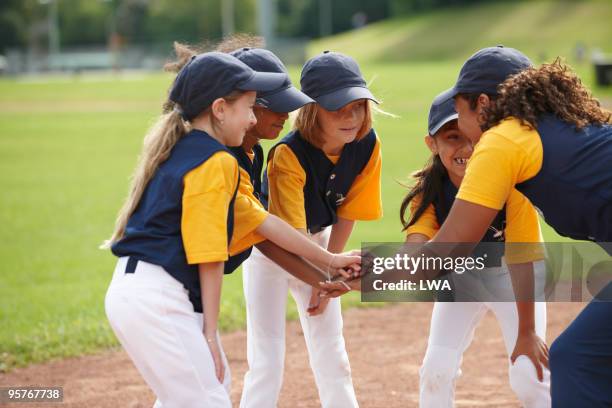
[[0, 303, 584, 407]]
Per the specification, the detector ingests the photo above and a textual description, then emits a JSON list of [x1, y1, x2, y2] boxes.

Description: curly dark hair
[[482, 58, 612, 131], [215, 33, 264, 53]]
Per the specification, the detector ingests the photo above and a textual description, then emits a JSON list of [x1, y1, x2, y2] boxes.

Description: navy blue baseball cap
[[450, 45, 532, 97], [169, 51, 287, 121], [230, 48, 314, 113], [300, 51, 378, 111], [428, 88, 458, 136]]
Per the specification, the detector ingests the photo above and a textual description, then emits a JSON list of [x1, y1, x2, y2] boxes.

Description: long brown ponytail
[[103, 109, 186, 248], [400, 153, 447, 231], [102, 42, 198, 248], [483, 58, 612, 131]]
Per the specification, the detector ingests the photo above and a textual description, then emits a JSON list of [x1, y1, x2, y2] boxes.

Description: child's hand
[[333, 265, 361, 280], [330, 250, 362, 271], [204, 333, 225, 383], [510, 330, 549, 382], [318, 277, 360, 298], [307, 288, 331, 316]]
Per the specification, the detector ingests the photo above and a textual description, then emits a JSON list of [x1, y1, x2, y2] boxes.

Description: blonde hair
[[294, 100, 374, 148], [102, 42, 245, 248], [102, 110, 187, 248]]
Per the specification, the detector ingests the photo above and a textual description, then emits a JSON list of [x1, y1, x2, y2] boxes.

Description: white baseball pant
[[419, 261, 550, 408], [105, 257, 232, 408], [240, 229, 359, 408]]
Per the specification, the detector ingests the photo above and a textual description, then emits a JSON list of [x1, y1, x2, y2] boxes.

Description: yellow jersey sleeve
[[337, 136, 383, 220], [456, 118, 543, 210], [181, 151, 239, 264], [503, 188, 545, 263], [405, 193, 439, 239], [267, 143, 308, 229], [229, 166, 269, 256]]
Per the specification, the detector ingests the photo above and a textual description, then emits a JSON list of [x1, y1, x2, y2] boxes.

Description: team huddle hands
[[316, 250, 365, 300], [306, 249, 361, 314]]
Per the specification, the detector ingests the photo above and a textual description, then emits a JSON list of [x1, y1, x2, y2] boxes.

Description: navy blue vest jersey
[[434, 175, 506, 266], [262, 129, 377, 233], [112, 130, 239, 312], [230, 143, 264, 200], [515, 115, 612, 244], [224, 144, 265, 274]]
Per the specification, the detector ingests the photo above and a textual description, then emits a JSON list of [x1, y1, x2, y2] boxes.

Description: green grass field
[[1, 62, 608, 372], [2, 1, 612, 372], [308, 0, 612, 63]]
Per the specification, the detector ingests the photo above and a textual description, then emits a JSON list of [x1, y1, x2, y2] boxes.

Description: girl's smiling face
[[218, 91, 258, 146], [425, 121, 473, 186]]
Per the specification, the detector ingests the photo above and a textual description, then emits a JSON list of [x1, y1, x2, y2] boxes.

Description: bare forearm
[[411, 199, 499, 278], [198, 262, 224, 336], [255, 240, 327, 288], [256, 214, 333, 265], [508, 262, 536, 333], [327, 217, 354, 254], [366, 224, 481, 288], [516, 301, 536, 333]]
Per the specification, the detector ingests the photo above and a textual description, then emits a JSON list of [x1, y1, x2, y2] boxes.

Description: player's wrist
[[203, 327, 218, 340], [517, 326, 536, 335]]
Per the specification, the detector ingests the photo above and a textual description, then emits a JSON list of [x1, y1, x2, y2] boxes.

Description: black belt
[[124, 256, 139, 274]]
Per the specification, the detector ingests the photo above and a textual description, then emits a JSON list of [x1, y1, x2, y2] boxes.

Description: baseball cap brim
[[429, 113, 459, 136], [238, 71, 288, 93], [448, 83, 493, 98], [259, 85, 315, 113], [448, 85, 460, 98], [315, 86, 379, 111]]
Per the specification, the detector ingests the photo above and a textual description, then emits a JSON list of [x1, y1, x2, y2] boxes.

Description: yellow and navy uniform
[[453, 115, 612, 408], [456, 118, 543, 212], [457, 116, 612, 244], [266, 130, 383, 231], [406, 179, 544, 264], [112, 129, 240, 312], [182, 152, 240, 263], [227, 146, 269, 259]]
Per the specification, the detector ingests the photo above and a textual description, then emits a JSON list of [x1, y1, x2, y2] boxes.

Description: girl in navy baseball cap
[[103, 46, 360, 408], [400, 89, 551, 408], [210, 38, 358, 291], [440, 48, 612, 408], [241, 51, 384, 407], [220, 42, 359, 408]]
